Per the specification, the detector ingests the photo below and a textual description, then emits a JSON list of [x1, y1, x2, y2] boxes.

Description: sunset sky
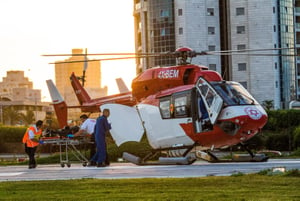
[[0, 0, 136, 101]]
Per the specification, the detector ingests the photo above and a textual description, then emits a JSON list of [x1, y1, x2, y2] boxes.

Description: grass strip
[[0, 174, 299, 201]]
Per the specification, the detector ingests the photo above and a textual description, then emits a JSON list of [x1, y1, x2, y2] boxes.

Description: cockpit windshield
[[211, 81, 257, 106]]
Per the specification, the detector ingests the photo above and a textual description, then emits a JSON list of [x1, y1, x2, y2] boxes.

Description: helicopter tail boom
[[46, 79, 68, 128]]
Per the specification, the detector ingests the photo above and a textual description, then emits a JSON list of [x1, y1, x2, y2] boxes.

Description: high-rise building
[[133, 0, 296, 109], [294, 0, 300, 100], [55, 48, 107, 120]]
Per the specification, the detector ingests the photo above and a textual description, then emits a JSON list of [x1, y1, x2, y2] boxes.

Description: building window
[[208, 45, 216, 51], [285, 25, 288, 32], [150, 30, 154, 37], [297, 64, 300, 76], [207, 8, 214, 16], [209, 64, 217, 71], [237, 44, 246, 50], [238, 63, 247, 71], [236, 7, 245, 16], [208, 27, 215, 35], [275, 62, 278, 70], [178, 9, 182, 16], [161, 28, 165, 36], [179, 27, 183, 35], [275, 81, 278, 88], [274, 44, 277, 48], [273, 25, 276, 32], [237, 26, 245, 34], [160, 10, 169, 17], [273, 6, 276, 13], [239, 81, 247, 89]]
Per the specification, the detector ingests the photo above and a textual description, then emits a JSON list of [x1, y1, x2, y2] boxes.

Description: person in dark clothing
[[22, 120, 43, 169], [90, 109, 111, 167]]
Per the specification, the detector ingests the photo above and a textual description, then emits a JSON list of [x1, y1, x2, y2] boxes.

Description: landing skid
[[196, 150, 269, 163], [122, 152, 197, 165]]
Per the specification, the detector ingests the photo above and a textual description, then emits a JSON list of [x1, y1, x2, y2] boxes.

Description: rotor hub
[[174, 47, 196, 65]]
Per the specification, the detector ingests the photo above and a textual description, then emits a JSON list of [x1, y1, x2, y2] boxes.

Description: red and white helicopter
[[46, 47, 269, 165]]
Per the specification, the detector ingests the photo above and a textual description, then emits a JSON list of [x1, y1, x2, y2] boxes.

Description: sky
[[0, 0, 136, 101]]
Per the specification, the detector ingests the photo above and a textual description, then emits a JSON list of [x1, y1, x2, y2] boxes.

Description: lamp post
[[34, 93, 37, 121], [0, 96, 2, 124]]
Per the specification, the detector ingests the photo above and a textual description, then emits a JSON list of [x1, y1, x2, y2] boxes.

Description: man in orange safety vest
[[22, 120, 43, 169]]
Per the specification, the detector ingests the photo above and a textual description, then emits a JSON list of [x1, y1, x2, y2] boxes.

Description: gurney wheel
[[83, 162, 87, 167], [61, 163, 65, 168], [67, 163, 71, 168]]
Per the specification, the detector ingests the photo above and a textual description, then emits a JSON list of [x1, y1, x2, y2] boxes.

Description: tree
[[20, 110, 35, 126], [3, 106, 22, 125], [262, 100, 274, 110]]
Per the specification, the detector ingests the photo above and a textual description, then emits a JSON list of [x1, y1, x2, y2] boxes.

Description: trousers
[[24, 143, 37, 168]]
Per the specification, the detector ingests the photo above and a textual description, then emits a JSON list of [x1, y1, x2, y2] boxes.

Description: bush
[[293, 127, 300, 149], [107, 135, 153, 162], [0, 126, 26, 142], [264, 110, 300, 130], [265, 132, 290, 151]]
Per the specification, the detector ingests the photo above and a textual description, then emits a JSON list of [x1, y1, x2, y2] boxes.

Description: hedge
[[0, 126, 26, 143], [1, 109, 300, 154]]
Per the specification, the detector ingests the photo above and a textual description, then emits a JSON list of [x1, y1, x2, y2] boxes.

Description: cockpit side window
[[174, 96, 188, 117], [159, 90, 192, 119], [173, 91, 191, 118], [159, 98, 171, 119]]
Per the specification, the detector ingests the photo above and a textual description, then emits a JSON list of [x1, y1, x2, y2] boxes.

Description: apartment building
[[133, 0, 296, 109]]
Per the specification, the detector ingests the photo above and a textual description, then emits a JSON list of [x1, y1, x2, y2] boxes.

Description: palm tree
[[262, 100, 274, 110], [3, 106, 22, 125], [20, 110, 35, 126]]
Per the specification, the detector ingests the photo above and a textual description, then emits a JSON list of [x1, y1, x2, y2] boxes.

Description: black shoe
[[87, 161, 97, 167], [97, 162, 107, 167], [28, 164, 35, 169]]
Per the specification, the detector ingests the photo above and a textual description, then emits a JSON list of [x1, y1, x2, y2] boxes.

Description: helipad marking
[[0, 172, 24, 176]]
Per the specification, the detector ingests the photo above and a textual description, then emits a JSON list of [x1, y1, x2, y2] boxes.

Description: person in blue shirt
[[90, 109, 111, 167]]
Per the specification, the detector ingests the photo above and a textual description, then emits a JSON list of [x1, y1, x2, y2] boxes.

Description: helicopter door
[[100, 104, 144, 146], [196, 77, 223, 125]]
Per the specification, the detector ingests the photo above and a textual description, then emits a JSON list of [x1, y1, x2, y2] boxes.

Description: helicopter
[[45, 47, 270, 165]]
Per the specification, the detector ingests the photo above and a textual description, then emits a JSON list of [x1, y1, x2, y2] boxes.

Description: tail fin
[[46, 79, 68, 128], [116, 78, 130, 93], [70, 72, 91, 105]]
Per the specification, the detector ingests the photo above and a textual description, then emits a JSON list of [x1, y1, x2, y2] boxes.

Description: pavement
[[0, 159, 300, 182]]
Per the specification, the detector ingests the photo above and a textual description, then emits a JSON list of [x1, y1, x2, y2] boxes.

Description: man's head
[[102, 109, 110, 117], [80, 114, 88, 122], [35, 120, 43, 129]]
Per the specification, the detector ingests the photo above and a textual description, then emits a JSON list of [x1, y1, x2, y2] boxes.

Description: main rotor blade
[[49, 53, 300, 64], [43, 47, 297, 57], [202, 47, 296, 55], [42, 53, 158, 57], [209, 53, 299, 56], [49, 56, 157, 64]]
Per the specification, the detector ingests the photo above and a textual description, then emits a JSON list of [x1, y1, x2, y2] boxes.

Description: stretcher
[[41, 137, 89, 167]]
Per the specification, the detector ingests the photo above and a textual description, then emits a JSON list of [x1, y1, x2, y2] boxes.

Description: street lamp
[[0, 96, 2, 124]]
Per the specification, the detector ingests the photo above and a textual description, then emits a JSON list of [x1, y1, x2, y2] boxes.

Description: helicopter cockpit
[[211, 81, 257, 106]]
